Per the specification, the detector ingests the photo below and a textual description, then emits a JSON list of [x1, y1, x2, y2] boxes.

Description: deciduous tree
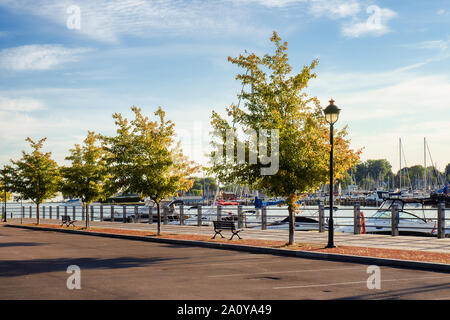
[[209, 32, 360, 244], [0, 168, 13, 222], [7, 138, 60, 224], [61, 131, 109, 229], [103, 106, 199, 235]]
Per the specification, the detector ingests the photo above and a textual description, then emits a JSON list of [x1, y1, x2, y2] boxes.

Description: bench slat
[[212, 220, 242, 240], [61, 215, 76, 227], [213, 220, 236, 230]]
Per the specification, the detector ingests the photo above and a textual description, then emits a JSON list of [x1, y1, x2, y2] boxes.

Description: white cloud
[[313, 68, 450, 120], [0, 0, 398, 42], [309, 0, 361, 19], [437, 9, 445, 15], [0, 113, 83, 165], [418, 40, 449, 51], [0, 96, 44, 111], [341, 6, 397, 38], [0, 0, 271, 43], [308, 1, 397, 38], [348, 123, 450, 172], [228, 0, 306, 7], [337, 75, 450, 121], [310, 66, 450, 171], [0, 44, 90, 71]]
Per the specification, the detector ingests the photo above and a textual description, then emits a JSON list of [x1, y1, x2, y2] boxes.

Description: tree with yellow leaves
[[209, 32, 361, 244], [103, 106, 199, 235], [4, 138, 61, 224], [61, 131, 109, 229]]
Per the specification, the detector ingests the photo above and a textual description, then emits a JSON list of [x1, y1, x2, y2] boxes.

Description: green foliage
[[102, 106, 199, 234], [0, 169, 12, 221], [103, 106, 199, 202], [210, 32, 360, 201], [189, 189, 203, 196], [395, 165, 443, 189], [60, 131, 109, 228], [349, 159, 447, 190], [0, 178, 12, 203], [352, 159, 392, 188], [187, 177, 218, 196], [360, 176, 376, 190], [337, 171, 353, 190], [400, 165, 424, 189], [61, 131, 109, 203], [445, 163, 450, 182], [5, 138, 60, 224], [209, 32, 360, 244]]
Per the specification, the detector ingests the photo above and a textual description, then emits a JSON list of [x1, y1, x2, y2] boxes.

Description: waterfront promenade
[[6, 218, 450, 254]]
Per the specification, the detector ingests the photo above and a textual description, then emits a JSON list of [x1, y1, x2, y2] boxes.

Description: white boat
[[337, 198, 448, 237], [182, 207, 277, 226], [260, 215, 321, 231], [182, 206, 218, 225], [365, 191, 389, 202], [183, 205, 252, 225], [250, 207, 337, 231], [62, 199, 82, 206]]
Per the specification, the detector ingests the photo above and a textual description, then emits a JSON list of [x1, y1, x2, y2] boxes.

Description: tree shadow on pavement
[[0, 256, 186, 277], [337, 282, 450, 300], [0, 242, 47, 248]]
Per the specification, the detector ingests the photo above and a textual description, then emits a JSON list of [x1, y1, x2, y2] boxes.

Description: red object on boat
[[217, 199, 239, 206]]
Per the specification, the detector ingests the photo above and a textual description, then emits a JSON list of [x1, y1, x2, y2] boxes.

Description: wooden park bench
[[212, 220, 243, 240], [61, 215, 76, 227]]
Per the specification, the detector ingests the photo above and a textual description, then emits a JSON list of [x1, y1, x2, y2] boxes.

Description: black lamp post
[[2, 170, 6, 223], [2, 188, 6, 223], [324, 99, 341, 248]]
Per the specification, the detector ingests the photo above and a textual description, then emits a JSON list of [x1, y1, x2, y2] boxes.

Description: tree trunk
[[85, 203, 90, 229], [288, 206, 295, 245], [157, 202, 161, 236], [36, 203, 40, 225], [286, 194, 297, 245]]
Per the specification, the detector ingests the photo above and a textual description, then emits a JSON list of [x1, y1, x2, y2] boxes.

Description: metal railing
[[1, 202, 448, 238]]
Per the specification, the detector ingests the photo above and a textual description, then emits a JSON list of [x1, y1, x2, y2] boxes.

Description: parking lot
[[1, 226, 449, 300]]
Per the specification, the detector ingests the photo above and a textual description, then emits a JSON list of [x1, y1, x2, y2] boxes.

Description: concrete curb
[[6, 224, 450, 273]]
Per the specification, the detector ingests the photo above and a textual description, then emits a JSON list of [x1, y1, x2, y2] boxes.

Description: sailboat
[[184, 181, 225, 224]]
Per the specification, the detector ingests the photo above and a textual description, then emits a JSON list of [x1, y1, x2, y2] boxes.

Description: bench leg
[[230, 231, 242, 240], [212, 231, 224, 239]]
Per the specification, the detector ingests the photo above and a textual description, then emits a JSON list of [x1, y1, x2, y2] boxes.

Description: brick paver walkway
[[7, 218, 450, 254]]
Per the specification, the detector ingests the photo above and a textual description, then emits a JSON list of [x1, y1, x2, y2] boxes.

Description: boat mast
[[399, 138, 402, 191], [212, 181, 220, 207], [425, 139, 444, 188], [424, 137, 427, 193]]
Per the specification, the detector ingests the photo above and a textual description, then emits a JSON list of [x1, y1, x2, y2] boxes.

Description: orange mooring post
[[360, 212, 366, 234]]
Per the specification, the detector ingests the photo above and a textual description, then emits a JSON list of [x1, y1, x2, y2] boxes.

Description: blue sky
[[0, 0, 449, 172]]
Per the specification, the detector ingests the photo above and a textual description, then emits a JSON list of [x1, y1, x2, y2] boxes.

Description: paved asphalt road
[[1, 226, 450, 300]]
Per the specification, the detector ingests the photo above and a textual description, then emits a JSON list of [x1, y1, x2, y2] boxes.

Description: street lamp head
[[324, 99, 341, 125]]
